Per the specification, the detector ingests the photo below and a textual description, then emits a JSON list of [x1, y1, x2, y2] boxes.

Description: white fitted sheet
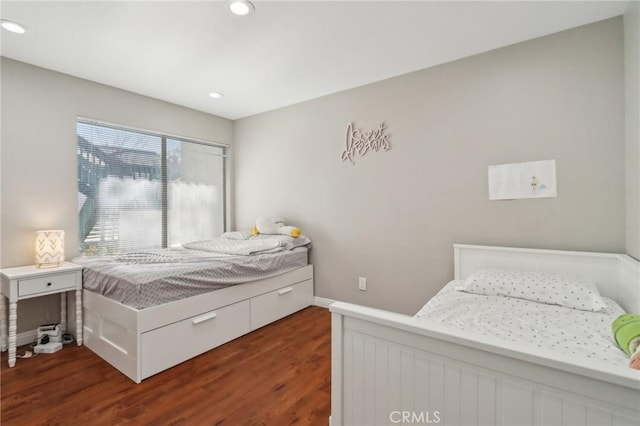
[[415, 280, 629, 367]]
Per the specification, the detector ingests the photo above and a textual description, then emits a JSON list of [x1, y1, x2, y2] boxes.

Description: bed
[[76, 233, 314, 383], [330, 244, 640, 426]]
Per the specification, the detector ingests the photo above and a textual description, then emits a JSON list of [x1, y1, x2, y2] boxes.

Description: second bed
[[330, 244, 640, 426]]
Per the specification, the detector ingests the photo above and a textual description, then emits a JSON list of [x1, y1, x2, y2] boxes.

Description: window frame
[[77, 116, 230, 253]]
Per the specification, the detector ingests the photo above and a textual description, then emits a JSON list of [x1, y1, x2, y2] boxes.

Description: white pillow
[[220, 231, 311, 250], [220, 231, 249, 240], [456, 268, 607, 312], [249, 233, 312, 250]]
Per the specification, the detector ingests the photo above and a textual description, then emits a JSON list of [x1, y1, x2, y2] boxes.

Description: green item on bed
[[612, 314, 640, 356]]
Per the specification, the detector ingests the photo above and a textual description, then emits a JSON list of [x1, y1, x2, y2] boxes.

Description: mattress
[[415, 280, 629, 368], [74, 246, 308, 309]]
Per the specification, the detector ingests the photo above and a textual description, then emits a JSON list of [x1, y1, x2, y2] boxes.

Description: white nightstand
[[0, 262, 83, 367]]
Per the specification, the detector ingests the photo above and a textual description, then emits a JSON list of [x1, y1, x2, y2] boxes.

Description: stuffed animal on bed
[[251, 216, 301, 238], [612, 314, 640, 370]]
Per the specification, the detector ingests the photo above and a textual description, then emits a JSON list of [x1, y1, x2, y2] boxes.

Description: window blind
[[77, 120, 227, 255]]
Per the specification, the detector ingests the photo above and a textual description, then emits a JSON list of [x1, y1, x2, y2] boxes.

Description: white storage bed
[[84, 264, 313, 383], [330, 244, 640, 426]]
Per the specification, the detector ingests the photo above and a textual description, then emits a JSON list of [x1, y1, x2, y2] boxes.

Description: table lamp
[[35, 230, 65, 268]]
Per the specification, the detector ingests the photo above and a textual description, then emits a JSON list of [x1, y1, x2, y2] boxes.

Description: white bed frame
[[83, 265, 313, 383], [330, 245, 640, 426]]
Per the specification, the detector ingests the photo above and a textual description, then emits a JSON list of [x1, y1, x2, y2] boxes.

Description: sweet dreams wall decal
[[341, 122, 391, 165]]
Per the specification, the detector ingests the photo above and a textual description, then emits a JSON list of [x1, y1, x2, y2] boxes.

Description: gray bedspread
[[74, 246, 308, 309]]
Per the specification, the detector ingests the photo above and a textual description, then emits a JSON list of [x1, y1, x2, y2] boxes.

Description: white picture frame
[[488, 159, 557, 200]]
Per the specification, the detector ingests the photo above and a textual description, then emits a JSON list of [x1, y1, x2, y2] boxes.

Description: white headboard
[[454, 244, 640, 314]]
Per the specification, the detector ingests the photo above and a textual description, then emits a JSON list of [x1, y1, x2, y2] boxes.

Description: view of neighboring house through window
[[77, 120, 226, 255]]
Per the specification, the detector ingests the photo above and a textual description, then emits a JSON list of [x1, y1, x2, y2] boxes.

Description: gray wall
[[234, 18, 626, 314], [0, 58, 233, 331], [625, 3, 640, 260]]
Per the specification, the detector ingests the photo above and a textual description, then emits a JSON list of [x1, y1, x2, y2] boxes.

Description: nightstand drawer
[[18, 272, 77, 297]]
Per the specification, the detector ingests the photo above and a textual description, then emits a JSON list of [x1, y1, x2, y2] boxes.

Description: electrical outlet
[[358, 277, 367, 291]]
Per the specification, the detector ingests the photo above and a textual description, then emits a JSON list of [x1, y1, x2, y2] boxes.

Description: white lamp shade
[[35, 230, 65, 267]]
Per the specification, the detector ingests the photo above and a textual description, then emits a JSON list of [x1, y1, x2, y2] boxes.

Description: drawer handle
[[47, 282, 52, 287], [192, 312, 217, 325], [278, 287, 293, 295]]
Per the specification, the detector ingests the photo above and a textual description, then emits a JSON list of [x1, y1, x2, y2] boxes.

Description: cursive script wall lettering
[[341, 122, 391, 165]]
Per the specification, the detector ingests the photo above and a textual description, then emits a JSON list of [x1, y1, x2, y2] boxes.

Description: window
[[77, 119, 227, 255]]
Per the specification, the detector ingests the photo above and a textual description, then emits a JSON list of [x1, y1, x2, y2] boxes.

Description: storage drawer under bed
[[250, 279, 313, 330], [140, 300, 251, 379]]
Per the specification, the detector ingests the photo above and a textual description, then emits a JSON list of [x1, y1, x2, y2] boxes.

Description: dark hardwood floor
[[0, 306, 331, 425]]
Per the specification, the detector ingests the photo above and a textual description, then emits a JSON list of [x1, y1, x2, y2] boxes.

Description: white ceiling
[[0, 1, 630, 120]]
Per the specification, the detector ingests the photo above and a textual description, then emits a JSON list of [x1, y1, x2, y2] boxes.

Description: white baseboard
[[8, 327, 75, 350], [16, 329, 38, 347], [314, 296, 336, 309]]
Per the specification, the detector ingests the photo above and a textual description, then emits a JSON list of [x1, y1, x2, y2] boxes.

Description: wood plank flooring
[[0, 306, 331, 425]]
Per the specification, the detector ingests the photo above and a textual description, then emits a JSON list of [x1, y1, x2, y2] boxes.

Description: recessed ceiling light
[[209, 92, 224, 99], [1, 20, 26, 34], [227, 0, 255, 16]]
